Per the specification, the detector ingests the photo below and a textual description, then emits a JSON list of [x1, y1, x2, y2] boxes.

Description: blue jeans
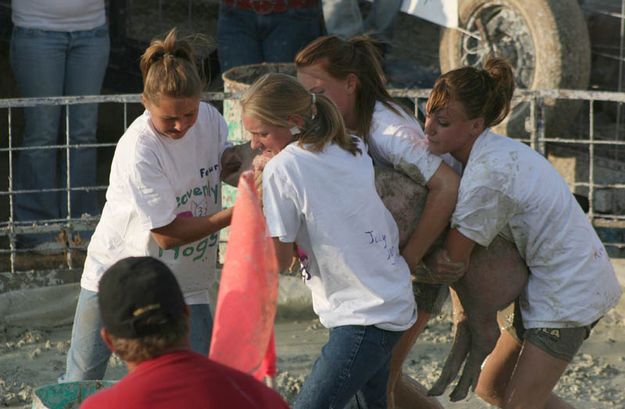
[[62, 288, 213, 381], [322, 0, 402, 48], [217, 4, 323, 72], [294, 325, 403, 409], [10, 25, 110, 246]]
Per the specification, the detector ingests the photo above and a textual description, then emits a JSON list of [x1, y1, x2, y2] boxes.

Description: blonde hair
[[426, 58, 515, 127], [240, 73, 361, 155], [295, 35, 411, 142], [139, 28, 205, 104]]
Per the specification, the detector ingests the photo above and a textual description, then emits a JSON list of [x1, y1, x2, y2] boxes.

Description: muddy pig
[[375, 167, 528, 404]]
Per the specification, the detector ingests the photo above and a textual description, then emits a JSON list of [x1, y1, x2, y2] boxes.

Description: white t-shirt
[[81, 102, 229, 305], [452, 129, 622, 328], [367, 101, 461, 180], [262, 138, 417, 331], [12, 0, 106, 31]]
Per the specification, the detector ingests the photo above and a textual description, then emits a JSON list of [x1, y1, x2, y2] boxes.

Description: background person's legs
[[61, 24, 110, 223], [364, 0, 402, 53], [10, 27, 67, 247], [322, 0, 363, 37], [217, 7, 264, 73], [261, 7, 323, 64]]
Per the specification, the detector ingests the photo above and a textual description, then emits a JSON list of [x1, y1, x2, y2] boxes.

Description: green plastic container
[[31, 381, 115, 409]]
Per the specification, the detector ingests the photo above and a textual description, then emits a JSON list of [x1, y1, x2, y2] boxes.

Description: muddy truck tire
[[438, 0, 591, 138], [375, 167, 528, 404]]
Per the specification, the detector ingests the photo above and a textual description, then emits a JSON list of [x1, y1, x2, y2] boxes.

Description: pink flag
[[209, 171, 279, 381], [260, 332, 277, 378]]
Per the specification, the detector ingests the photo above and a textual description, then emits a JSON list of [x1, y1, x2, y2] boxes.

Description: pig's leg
[[436, 239, 528, 400], [428, 320, 471, 397], [448, 309, 500, 401], [428, 290, 471, 397]]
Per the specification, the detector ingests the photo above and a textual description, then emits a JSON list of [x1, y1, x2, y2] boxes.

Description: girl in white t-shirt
[[295, 35, 457, 408], [62, 29, 242, 381], [241, 72, 416, 409], [424, 58, 622, 408]]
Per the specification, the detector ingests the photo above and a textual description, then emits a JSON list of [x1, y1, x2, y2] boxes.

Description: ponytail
[[241, 73, 361, 156], [140, 28, 206, 104], [427, 57, 515, 128], [300, 93, 361, 155], [296, 35, 412, 142], [483, 58, 515, 126]]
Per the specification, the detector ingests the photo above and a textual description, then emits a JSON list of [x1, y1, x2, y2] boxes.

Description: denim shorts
[[505, 301, 599, 362]]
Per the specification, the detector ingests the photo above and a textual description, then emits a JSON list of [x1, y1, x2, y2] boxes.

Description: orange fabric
[[209, 171, 279, 381]]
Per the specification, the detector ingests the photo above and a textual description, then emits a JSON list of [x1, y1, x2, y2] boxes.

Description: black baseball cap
[[98, 257, 186, 339]]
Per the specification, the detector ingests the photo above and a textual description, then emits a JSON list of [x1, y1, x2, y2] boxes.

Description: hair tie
[[310, 93, 317, 120]]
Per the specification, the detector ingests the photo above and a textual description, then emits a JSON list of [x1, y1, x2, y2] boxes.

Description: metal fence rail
[[1, 88, 624, 284]]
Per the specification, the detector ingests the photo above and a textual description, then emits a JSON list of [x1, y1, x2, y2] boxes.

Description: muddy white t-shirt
[[452, 129, 622, 328], [262, 139, 417, 331], [367, 101, 461, 181], [81, 102, 229, 305]]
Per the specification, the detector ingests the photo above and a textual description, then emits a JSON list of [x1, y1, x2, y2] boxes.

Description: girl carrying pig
[[295, 34, 459, 408], [425, 57, 622, 409]]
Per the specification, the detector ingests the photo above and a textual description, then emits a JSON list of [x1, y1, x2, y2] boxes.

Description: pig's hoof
[[427, 381, 447, 397], [449, 386, 470, 402]]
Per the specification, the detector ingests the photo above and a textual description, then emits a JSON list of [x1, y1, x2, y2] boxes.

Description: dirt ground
[[0, 259, 624, 408]]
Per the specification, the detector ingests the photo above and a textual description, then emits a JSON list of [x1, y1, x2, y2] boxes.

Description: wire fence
[[0, 88, 624, 287]]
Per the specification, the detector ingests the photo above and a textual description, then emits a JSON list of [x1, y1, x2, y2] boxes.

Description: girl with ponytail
[[63, 28, 243, 381], [425, 58, 621, 408], [241, 72, 417, 409], [296, 34, 459, 408]]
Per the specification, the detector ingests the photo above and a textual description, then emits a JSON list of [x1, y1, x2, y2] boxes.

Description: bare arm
[[443, 228, 476, 269], [151, 207, 233, 249], [401, 162, 460, 271], [273, 238, 295, 272]]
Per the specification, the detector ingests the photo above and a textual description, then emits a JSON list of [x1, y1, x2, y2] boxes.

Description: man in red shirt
[[80, 256, 289, 409]]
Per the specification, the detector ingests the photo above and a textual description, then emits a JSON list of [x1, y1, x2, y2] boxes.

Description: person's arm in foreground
[[151, 208, 234, 249], [401, 162, 460, 270]]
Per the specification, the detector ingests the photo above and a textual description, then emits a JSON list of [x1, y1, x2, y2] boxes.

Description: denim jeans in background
[[10, 25, 110, 246], [293, 325, 403, 409], [322, 0, 402, 51], [62, 288, 213, 381], [217, 5, 323, 73]]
